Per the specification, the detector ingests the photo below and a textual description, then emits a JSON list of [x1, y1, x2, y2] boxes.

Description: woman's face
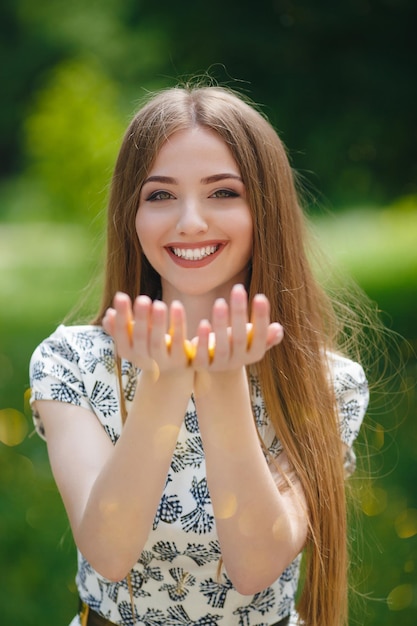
[[136, 126, 253, 303]]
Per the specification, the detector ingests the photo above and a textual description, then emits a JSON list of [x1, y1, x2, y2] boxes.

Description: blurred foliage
[[23, 59, 125, 225], [1, 0, 416, 209], [314, 194, 417, 342]]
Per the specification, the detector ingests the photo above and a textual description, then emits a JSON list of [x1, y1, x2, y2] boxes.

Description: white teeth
[[171, 245, 218, 261]]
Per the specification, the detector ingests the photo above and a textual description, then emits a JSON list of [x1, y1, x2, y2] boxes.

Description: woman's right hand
[[102, 292, 192, 374]]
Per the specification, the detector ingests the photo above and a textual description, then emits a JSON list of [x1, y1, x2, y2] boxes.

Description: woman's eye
[[147, 190, 173, 201], [211, 189, 239, 199]]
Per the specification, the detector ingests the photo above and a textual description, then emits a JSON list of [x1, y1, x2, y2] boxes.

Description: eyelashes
[[145, 189, 240, 202], [146, 190, 174, 201], [210, 189, 240, 199]]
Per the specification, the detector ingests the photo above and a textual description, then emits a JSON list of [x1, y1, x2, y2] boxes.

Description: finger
[[113, 292, 134, 353], [193, 320, 211, 368], [229, 284, 249, 356], [266, 322, 284, 348], [149, 300, 169, 356], [247, 294, 270, 354], [133, 295, 152, 354], [211, 298, 230, 362], [114, 291, 132, 323], [102, 307, 116, 337], [168, 301, 190, 363], [207, 332, 216, 364]]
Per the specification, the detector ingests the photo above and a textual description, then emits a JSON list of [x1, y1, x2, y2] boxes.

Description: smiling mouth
[[170, 244, 220, 261]]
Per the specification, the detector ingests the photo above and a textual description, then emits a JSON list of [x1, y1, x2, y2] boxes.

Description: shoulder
[[326, 351, 369, 400], [34, 323, 112, 354], [30, 323, 118, 394], [326, 351, 369, 449], [30, 324, 113, 368], [30, 325, 119, 440], [30, 324, 115, 394]]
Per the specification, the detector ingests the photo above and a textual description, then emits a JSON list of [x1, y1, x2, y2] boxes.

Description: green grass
[[0, 208, 416, 625], [314, 204, 417, 287], [0, 221, 102, 324]]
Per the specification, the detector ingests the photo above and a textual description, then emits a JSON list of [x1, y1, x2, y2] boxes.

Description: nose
[[176, 199, 208, 235]]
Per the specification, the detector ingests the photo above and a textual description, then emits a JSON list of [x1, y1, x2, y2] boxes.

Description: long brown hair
[[93, 85, 355, 625]]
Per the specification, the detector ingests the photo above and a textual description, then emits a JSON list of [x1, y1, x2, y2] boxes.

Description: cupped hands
[[102, 284, 283, 374]]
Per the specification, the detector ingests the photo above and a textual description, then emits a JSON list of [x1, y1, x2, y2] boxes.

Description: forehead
[[149, 126, 240, 174]]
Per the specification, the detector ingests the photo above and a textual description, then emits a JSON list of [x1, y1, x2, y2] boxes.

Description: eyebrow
[[201, 173, 243, 185], [142, 173, 243, 186]]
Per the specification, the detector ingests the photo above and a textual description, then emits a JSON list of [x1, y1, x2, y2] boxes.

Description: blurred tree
[[24, 58, 125, 224], [0, 0, 170, 176], [0, 0, 68, 174], [138, 0, 417, 206], [1, 0, 416, 206]]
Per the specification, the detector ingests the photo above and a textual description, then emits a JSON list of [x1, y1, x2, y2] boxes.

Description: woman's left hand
[[192, 284, 283, 371]]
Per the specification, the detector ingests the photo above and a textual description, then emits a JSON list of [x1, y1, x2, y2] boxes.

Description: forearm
[[194, 367, 307, 594], [76, 369, 193, 580]]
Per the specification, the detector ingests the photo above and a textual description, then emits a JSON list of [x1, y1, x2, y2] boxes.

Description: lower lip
[[166, 245, 224, 268]]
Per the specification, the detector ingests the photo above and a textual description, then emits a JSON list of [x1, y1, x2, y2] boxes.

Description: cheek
[[135, 212, 155, 272], [240, 211, 254, 258], [135, 209, 151, 252], [135, 209, 143, 240]]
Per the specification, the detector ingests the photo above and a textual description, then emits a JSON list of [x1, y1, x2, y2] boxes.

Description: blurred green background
[[0, 0, 416, 624]]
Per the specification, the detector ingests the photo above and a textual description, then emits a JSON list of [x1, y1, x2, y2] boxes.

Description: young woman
[[30, 85, 369, 626]]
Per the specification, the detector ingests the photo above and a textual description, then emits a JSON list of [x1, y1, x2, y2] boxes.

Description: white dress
[[30, 325, 369, 626]]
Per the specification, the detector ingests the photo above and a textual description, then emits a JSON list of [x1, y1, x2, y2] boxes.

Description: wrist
[[139, 366, 194, 394], [194, 366, 247, 396]]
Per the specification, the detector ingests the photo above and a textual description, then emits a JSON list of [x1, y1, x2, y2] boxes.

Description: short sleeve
[[328, 353, 369, 476], [29, 325, 92, 439], [249, 372, 283, 459]]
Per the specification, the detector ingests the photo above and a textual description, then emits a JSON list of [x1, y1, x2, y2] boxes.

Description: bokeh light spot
[[272, 515, 286, 542], [0, 408, 28, 446], [387, 584, 413, 611], [360, 486, 387, 516], [215, 492, 238, 520], [395, 508, 417, 539], [24, 387, 32, 414], [26, 505, 45, 530], [153, 424, 180, 457]]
